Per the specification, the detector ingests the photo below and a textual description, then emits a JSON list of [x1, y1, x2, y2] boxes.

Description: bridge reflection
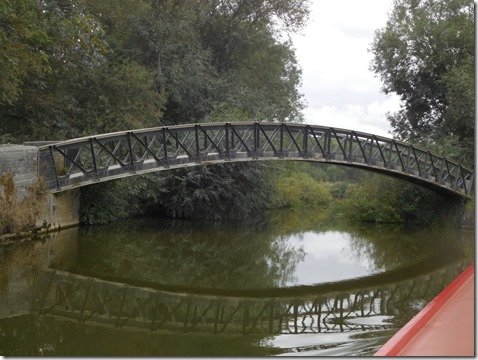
[[32, 262, 468, 336]]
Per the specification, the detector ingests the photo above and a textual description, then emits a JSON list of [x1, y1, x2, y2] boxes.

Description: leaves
[[340, 173, 452, 225], [1, 0, 310, 224], [370, 0, 474, 167], [152, 162, 276, 221], [275, 172, 332, 209], [0, 0, 51, 105]]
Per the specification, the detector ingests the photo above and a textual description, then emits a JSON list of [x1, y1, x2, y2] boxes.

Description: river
[[0, 209, 473, 356]]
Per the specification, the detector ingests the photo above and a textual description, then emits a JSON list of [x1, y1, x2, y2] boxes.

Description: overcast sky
[[291, 0, 401, 137]]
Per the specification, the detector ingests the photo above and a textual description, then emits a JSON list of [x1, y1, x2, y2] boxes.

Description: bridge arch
[[38, 123, 474, 199]]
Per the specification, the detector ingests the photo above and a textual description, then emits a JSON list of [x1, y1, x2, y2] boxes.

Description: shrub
[[0, 173, 46, 234], [340, 174, 452, 224], [275, 172, 332, 209]]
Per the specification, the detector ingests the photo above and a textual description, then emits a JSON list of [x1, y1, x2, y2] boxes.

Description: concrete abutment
[[0, 145, 80, 234], [40, 190, 80, 230]]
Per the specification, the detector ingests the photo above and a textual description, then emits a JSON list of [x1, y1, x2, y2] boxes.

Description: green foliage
[[80, 175, 165, 225], [205, 29, 306, 122], [1, 0, 313, 225], [370, 0, 474, 168], [1, 0, 309, 140], [77, 60, 163, 134], [275, 172, 332, 209], [80, 162, 277, 224], [152, 162, 276, 221], [329, 181, 349, 199], [273, 161, 365, 183], [340, 174, 452, 224], [0, 0, 50, 105]]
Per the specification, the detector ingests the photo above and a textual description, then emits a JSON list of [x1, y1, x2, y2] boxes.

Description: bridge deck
[[374, 263, 475, 356]]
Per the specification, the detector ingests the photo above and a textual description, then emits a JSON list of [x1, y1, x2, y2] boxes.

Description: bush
[[329, 181, 349, 199], [0, 173, 46, 234], [275, 172, 332, 209], [340, 174, 453, 224], [80, 175, 165, 225], [80, 162, 277, 224]]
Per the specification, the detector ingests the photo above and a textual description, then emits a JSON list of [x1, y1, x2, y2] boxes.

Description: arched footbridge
[[38, 123, 474, 198]]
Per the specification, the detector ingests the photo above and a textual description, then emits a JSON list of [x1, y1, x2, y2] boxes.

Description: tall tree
[[146, 0, 309, 220], [370, 0, 474, 167], [0, 0, 50, 106], [199, 0, 308, 122]]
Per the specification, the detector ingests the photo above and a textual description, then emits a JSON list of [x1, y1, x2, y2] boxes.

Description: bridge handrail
[[36, 122, 470, 170], [37, 122, 474, 197], [35, 122, 465, 164]]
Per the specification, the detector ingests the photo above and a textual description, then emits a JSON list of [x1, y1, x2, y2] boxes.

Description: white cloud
[[303, 95, 400, 138], [292, 0, 401, 136]]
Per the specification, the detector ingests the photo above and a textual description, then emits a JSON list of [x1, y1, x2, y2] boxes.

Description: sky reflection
[[284, 230, 374, 285]]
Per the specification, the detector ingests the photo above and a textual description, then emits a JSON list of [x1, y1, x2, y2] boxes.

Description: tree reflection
[[347, 224, 474, 273], [69, 210, 473, 291], [0, 236, 57, 295], [72, 217, 305, 289]]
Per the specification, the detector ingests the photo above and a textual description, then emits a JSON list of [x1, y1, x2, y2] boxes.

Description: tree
[[199, 0, 309, 122], [370, 0, 474, 167], [340, 173, 453, 225], [112, 0, 310, 222], [0, 0, 311, 223], [0, 0, 50, 106], [200, 0, 310, 72], [0, 0, 165, 141], [0, 0, 110, 140], [204, 25, 306, 123]]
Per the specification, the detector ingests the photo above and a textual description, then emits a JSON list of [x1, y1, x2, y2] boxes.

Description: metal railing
[[38, 123, 474, 197]]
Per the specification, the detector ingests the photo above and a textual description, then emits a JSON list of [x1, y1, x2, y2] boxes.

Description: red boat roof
[[375, 263, 475, 356]]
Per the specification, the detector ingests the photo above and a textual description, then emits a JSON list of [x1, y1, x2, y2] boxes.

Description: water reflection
[[348, 224, 474, 272], [282, 231, 373, 284], [0, 210, 473, 356], [68, 213, 473, 289], [71, 218, 306, 289], [32, 262, 468, 336]]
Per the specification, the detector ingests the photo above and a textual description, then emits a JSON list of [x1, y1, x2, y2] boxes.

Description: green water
[[0, 209, 473, 356]]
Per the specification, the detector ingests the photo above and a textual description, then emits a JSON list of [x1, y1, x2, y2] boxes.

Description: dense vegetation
[[1, 0, 311, 224], [273, 162, 457, 226], [361, 0, 474, 224], [0, 0, 308, 140]]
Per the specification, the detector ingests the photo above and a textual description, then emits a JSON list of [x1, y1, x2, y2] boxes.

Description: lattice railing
[[37, 123, 474, 197]]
